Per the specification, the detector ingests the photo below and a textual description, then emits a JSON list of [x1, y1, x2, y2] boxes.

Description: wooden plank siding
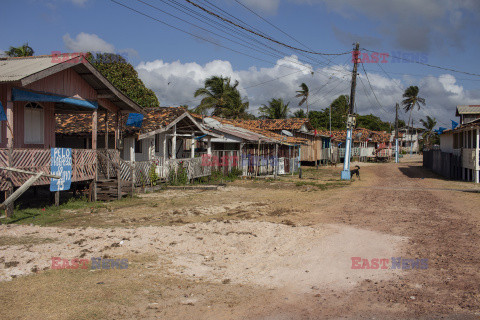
[[0, 83, 9, 149], [25, 68, 97, 101], [294, 132, 323, 162]]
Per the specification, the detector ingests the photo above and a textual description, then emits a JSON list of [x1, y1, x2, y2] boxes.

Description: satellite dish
[[281, 130, 293, 137], [203, 117, 222, 128]]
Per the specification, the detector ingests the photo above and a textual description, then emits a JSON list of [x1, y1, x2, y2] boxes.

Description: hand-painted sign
[[50, 148, 72, 191]]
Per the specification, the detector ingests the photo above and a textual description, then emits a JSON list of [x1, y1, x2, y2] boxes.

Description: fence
[[423, 149, 462, 180], [0, 148, 97, 191], [240, 155, 298, 176]]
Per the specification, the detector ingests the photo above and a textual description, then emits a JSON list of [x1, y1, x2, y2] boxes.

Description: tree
[[402, 85, 426, 130], [357, 114, 391, 132], [88, 53, 159, 109], [295, 83, 310, 114], [6, 43, 34, 57], [419, 116, 437, 147], [292, 109, 307, 118], [259, 98, 290, 119], [194, 76, 252, 119], [402, 86, 426, 152]]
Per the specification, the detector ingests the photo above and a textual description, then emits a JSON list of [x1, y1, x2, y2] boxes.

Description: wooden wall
[[25, 68, 97, 101]]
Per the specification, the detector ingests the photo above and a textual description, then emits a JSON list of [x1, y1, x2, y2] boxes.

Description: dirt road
[[0, 157, 479, 319]]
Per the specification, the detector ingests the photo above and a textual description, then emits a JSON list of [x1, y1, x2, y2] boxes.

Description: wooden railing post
[[131, 162, 135, 196], [117, 151, 121, 200]]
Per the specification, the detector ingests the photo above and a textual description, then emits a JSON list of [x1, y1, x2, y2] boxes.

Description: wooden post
[[5, 88, 14, 217], [114, 112, 120, 150], [117, 152, 122, 200], [191, 132, 195, 158], [207, 137, 212, 155], [92, 109, 98, 202], [274, 143, 278, 179], [131, 162, 135, 196], [256, 140, 261, 176], [105, 111, 110, 179], [476, 128, 479, 183], [172, 124, 177, 159], [55, 191, 60, 207]]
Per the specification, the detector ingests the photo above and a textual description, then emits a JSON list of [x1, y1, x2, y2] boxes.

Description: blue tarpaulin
[[12, 88, 98, 109], [0, 101, 6, 121], [126, 113, 144, 128], [435, 127, 447, 135], [451, 120, 459, 130]]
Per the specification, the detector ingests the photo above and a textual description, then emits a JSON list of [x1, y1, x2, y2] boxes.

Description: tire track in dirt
[[327, 162, 480, 318]]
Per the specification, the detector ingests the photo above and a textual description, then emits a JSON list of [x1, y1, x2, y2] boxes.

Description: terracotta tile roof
[[138, 107, 187, 134], [233, 118, 312, 131], [316, 128, 391, 143], [56, 112, 134, 135], [190, 113, 307, 145], [56, 107, 188, 136]]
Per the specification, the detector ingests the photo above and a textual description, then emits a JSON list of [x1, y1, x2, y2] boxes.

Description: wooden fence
[[0, 148, 97, 191], [423, 149, 462, 180]]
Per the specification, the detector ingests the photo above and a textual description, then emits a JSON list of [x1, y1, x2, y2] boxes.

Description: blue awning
[[12, 88, 98, 109]]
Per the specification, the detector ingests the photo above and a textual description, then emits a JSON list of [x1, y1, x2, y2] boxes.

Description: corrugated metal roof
[[456, 105, 480, 115], [0, 54, 144, 113], [0, 55, 66, 82]]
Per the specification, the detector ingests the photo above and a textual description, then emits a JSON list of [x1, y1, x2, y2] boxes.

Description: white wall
[[440, 133, 454, 153]]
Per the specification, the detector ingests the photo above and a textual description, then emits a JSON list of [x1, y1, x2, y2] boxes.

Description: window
[[24, 102, 44, 144], [155, 134, 160, 153], [135, 139, 142, 154]]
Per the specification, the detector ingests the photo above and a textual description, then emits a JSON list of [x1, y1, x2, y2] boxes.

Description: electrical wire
[[362, 47, 480, 78], [185, 0, 353, 56]]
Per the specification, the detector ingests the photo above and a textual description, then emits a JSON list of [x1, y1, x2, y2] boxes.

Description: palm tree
[[292, 109, 307, 118], [194, 75, 250, 119], [259, 98, 290, 119], [419, 116, 437, 147], [6, 43, 34, 57], [296, 83, 309, 115], [402, 85, 426, 153]]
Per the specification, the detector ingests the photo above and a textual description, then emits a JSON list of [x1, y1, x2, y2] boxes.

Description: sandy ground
[[0, 155, 479, 319]]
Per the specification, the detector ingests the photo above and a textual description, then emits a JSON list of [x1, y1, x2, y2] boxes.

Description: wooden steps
[[96, 179, 130, 201]]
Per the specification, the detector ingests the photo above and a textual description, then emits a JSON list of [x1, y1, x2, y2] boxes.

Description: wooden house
[[229, 118, 328, 165], [427, 118, 480, 183], [57, 107, 222, 183], [192, 115, 306, 175], [0, 54, 144, 205]]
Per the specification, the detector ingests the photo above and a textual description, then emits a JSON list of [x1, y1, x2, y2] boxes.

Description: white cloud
[[63, 32, 115, 53], [136, 55, 480, 126], [119, 48, 139, 59], [0, 49, 5, 57]]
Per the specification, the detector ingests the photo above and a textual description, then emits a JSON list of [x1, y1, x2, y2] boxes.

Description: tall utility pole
[[341, 42, 360, 180], [395, 103, 399, 163]]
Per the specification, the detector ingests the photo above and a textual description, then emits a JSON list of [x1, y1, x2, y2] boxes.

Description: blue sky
[[2, 0, 480, 127]]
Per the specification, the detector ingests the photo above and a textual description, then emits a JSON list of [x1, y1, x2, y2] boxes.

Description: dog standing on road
[[350, 165, 360, 179]]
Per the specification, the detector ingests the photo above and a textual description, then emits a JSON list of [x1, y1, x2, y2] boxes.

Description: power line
[[362, 47, 480, 78], [130, 0, 353, 78], [231, 0, 335, 66], [185, 0, 352, 56], [360, 62, 391, 116], [110, 0, 315, 73], [156, 0, 326, 70]]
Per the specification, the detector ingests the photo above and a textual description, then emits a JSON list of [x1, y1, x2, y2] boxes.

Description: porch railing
[[0, 148, 97, 191]]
